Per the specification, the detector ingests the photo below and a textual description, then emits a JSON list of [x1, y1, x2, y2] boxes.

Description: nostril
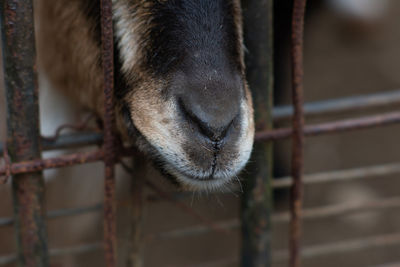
[[178, 98, 234, 142], [196, 117, 233, 142]]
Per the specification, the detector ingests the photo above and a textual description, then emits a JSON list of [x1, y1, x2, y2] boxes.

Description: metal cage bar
[[273, 89, 400, 121], [0, 0, 49, 266], [241, 0, 274, 266], [100, 0, 118, 266], [290, 0, 307, 266]]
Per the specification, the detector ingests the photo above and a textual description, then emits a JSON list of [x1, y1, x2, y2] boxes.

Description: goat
[[35, 0, 255, 191]]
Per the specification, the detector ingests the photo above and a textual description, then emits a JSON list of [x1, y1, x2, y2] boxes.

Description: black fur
[[81, 0, 242, 103], [142, 0, 242, 77]]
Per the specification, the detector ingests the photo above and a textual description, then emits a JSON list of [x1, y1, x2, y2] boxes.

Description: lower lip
[[183, 173, 216, 181]]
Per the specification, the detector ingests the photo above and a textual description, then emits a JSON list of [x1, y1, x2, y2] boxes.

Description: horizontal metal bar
[[273, 196, 400, 223], [255, 111, 400, 141], [0, 243, 102, 266], [273, 90, 400, 121], [274, 232, 400, 262], [273, 162, 400, 188], [0, 133, 103, 155], [0, 217, 12, 228], [0, 204, 103, 227], [0, 150, 104, 178], [41, 132, 103, 150]]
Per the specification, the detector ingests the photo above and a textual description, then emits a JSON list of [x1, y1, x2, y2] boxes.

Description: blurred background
[[1, 0, 400, 266]]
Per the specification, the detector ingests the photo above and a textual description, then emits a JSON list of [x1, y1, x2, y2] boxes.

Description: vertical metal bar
[[100, 0, 117, 266], [289, 0, 306, 267], [0, 0, 49, 266], [241, 0, 274, 266]]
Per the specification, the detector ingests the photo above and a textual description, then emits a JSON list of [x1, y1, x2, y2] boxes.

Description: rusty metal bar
[[0, 203, 102, 227], [273, 162, 400, 188], [41, 132, 103, 151], [0, 132, 103, 155], [273, 196, 400, 223], [0, 150, 104, 180], [274, 232, 400, 262], [256, 111, 400, 142], [100, 0, 117, 265], [0, 146, 131, 182], [0, 243, 103, 266], [0, 0, 49, 265], [290, 0, 307, 266], [273, 89, 400, 121], [241, 0, 274, 266]]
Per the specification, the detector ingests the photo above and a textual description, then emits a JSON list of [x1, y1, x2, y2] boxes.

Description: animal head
[[113, 0, 254, 191]]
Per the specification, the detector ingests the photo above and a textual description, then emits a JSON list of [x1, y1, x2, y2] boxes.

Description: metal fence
[[1, 0, 400, 266]]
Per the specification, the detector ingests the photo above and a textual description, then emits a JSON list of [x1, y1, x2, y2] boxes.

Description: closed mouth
[[121, 102, 249, 191]]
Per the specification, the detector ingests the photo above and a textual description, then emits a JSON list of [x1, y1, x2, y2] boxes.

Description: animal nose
[[171, 66, 243, 142], [178, 98, 238, 142]]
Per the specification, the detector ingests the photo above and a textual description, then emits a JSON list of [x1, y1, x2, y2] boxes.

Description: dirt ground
[[2, 1, 400, 267]]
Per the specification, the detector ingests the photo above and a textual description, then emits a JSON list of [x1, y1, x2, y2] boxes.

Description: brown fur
[[36, 0, 104, 115]]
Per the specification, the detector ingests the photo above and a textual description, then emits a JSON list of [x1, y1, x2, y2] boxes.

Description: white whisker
[[235, 174, 244, 193]]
